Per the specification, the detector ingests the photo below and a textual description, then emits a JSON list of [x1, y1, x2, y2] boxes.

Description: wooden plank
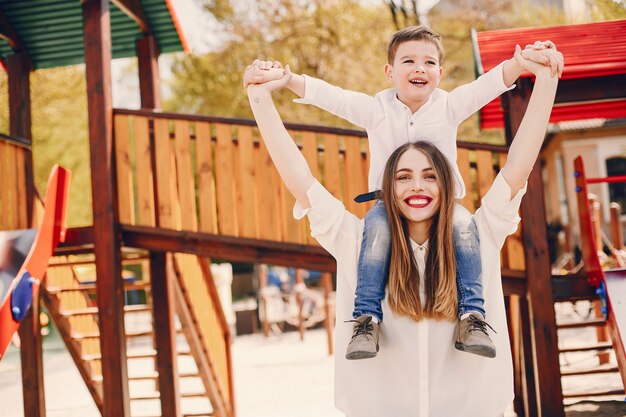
[[301, 131, 320, 179], [82, 1, 130, 416], [237, 126, 257, 238], [457, 148, 474, 212], [344, 137, 367, 218], [475, 150, 495, 200], [15, 148, 28, 228], [133, 116, 155, 227], [174, 119, 198, 231], [5, 144, 17, 229], [195, 122, 217, 234], [154, 118, 174, 229], [149, 252, 181, 416], [114, 114, 135, 224], [0, 142, 5, 231], [215, 123, 238, 236], [121, 225, 337, 273], [255, 137, 281, 241]]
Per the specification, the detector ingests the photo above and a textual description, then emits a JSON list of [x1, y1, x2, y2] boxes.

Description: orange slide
[[0, 166, 70, 360]]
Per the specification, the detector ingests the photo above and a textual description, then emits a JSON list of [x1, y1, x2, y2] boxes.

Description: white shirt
[[294, 62, 514, 198], [294, 172, 526, 417]]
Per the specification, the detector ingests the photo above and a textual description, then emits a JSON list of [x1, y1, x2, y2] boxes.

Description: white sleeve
[[445, 61, 514, 126], [293, 75, 384, 129], [293, 180, 361, 260], [474, 173, 527, 250]]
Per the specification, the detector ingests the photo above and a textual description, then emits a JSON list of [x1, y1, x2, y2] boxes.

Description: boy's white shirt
[[293, 172, 524, 417], [293, 61, 514, 198]]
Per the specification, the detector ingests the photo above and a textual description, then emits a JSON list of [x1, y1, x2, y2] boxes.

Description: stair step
[[47, 281, 151, 293], [61, 304, 152, 317], [563, 388, 625, 398], [559, 341, 613, 353], [92, 370, 199, 383], [561, 365, 620, 376], [183, 413, 214, 417], [128, 371, 200, 381], [82, 348, 191, 361], [557, 317, 607, 329], [130, 391, 206, 401]]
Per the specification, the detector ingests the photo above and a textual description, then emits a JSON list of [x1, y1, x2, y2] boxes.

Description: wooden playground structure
[[0, 2, 625, 416]]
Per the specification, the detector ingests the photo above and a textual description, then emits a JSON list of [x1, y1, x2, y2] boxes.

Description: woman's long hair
[[381, 141, 457, 322]]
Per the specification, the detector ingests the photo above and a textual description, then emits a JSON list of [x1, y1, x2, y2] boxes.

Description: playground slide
[[603, 269, 626, 383], [0, 165, 70, 360]]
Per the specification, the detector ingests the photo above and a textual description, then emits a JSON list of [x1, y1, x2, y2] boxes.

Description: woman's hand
[[515, 45, 563, 78]]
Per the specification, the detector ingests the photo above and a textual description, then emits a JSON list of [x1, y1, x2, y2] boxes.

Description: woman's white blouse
[[293, 172, 527, 417]]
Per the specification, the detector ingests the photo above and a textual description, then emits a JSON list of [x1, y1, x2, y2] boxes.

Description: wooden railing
[[112, 108, 525, 271], [0, 133, 31, 230]]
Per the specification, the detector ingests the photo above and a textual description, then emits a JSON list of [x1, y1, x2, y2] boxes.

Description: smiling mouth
[[405, 197, 432, 208], [410, 79, 428, 86]]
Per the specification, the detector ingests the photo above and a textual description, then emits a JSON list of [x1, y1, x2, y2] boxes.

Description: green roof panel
[[0, 0, 187, 69]]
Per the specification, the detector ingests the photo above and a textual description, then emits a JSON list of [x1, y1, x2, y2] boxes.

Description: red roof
[[473, 19, 626, 129]]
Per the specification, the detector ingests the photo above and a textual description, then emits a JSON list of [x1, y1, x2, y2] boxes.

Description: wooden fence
[[113, 109, 525, 271], [0, 134, 30, 230]]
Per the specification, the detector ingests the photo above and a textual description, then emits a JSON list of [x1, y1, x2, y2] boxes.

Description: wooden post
[[610, 202, 623, 251], [505, 295, 524, 416], [6, 52, 34, 227], [295, 269, 306, 341], [321, 272, 334, 355], [150, 252, 181, 417], [136, 35, 161, 109], [258, 264, 270, 336], [7, 51, 44, 416], [520, 296, 538, 417], [502, 79, 564, 417], [17, 292, 45, 417], [82, 1, 130, 416]]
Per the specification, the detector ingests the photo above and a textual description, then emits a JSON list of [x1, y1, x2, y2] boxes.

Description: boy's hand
[[246, 64, 293, 94], [521, 41, 564, 77], [243, 59, 285, 88], [515, 45, 563, 78]]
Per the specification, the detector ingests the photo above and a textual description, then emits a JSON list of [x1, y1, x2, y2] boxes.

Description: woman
[[244, 48, 560, 416]]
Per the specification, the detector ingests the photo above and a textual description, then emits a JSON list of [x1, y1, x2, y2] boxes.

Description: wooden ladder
[[41, 250, 234, 416]]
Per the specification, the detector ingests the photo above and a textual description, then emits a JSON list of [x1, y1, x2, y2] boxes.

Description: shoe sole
[[455, 342, 496, 359], [345, 348, 379, 360]]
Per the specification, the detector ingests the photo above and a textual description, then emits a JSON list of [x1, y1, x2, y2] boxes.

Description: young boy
[[245, 26, 562, 360]]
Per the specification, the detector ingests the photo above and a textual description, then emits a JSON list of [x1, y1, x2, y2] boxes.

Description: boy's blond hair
[[387, 26, 444, 65]]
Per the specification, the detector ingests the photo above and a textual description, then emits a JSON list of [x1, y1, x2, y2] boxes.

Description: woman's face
[[394, 148, 441, 225]]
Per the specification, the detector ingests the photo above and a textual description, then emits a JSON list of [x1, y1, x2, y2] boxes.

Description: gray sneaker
[[345, 315, 379, 360], [455, 312, 496, 358]]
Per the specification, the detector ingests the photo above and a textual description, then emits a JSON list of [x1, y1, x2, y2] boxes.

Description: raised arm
[[499, 46, 562, 197], [245, 66, 315, 208]]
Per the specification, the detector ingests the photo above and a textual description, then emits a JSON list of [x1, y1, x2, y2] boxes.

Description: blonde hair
[[381, 141, 457, 322]]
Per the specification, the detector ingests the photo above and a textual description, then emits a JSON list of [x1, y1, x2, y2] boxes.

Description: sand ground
[[0, 319, 624, 416]]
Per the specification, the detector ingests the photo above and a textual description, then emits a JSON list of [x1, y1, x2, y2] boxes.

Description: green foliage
[[590, 0, 626, 19], [165, 0, 393, 128], [0, 66, 92, 227]]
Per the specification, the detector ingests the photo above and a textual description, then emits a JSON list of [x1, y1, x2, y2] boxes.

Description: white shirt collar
[[410, 239, 429, 253]]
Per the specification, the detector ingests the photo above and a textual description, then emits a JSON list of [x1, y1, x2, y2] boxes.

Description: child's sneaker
[[455, 312, 496, 358], [345, 315, 379, 360]]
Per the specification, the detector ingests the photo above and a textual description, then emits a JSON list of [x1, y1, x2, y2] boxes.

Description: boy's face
[[385, 40, 443, 111]]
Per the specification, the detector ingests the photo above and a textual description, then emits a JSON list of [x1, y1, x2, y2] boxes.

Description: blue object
[[10, 271, 35, 321], [573, 171, 580, 178], [575, 186, 582, 192], [596, 281, 608, 319]]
